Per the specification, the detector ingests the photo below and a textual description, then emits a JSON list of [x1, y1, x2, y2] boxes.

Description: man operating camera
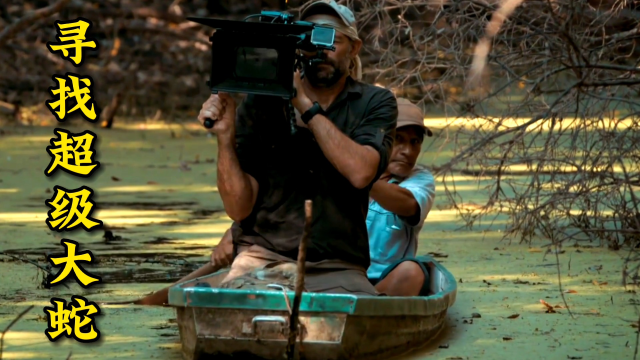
[[197, 0, 397, 295]]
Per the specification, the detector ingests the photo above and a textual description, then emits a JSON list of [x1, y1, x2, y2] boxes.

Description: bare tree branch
[[0, 0, 72, 49]]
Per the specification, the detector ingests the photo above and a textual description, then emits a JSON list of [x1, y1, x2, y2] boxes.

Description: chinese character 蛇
[[45, 128, 100, 177], [44, 295, 101, 342], [47, 239, 102, 288], [46, 185, 102, 232], [46, 73, 98, 122], [47, 18, 98, 67]]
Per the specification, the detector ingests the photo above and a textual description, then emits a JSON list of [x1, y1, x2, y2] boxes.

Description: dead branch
[[0, 305, 35, 360], [0, 0, 72, 49], [0, 253, 70, 289], [285, 199, 312, 360], [350, 0, 639, 286]]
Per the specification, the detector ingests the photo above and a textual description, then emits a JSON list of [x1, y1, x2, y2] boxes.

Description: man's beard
[[303, 57, 349, 87]]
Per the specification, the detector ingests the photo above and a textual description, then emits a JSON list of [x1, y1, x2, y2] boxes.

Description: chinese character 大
[[46, 239, 102, 288]]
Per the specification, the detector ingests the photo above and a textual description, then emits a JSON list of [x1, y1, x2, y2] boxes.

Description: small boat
[[168, 255, 457, 360]]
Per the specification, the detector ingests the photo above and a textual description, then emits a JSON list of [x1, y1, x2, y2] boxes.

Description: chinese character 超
[[45, 185, 102, 231], [46, 73, 97, 121], [47, 239, 102, 288], [44, 295, 101, 342], [45, 128, 100, 177], [46, 18, 98, 67]]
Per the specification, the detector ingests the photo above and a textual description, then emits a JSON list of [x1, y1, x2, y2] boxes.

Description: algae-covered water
[[0, 123, 636, 360]]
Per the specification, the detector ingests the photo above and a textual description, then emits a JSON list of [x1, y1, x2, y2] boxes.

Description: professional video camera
[[188, 11, 337, 129]]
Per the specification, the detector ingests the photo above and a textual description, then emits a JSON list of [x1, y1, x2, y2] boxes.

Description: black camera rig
[[188, 11, 337, 129]]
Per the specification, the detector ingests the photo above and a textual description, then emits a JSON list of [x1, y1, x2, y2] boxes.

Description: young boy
[[366, 98, 436, 296]]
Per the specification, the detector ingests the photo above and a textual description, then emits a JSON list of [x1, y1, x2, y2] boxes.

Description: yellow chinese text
[[47, 239, 102, 288], [46, 73, 97, 121], [47, 18, 98, 66], [46, 186, 102, 231], [44, 295, 101, 342], [45, 128, 100, 177]]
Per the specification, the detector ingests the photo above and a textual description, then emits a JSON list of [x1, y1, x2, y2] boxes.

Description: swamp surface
[[0, 122, 636, 360]]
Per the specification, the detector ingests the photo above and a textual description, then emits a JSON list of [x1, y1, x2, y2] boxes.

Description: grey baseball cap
[[300, 0, 358, 38]]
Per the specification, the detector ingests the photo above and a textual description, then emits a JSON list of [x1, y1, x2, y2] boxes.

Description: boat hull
[[170, 255, 456, 360]]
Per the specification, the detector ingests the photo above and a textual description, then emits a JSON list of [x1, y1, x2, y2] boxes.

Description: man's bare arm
[[307, 115, 380, 189], [217, 135, 259, 222], [370, 180, 420, 218]]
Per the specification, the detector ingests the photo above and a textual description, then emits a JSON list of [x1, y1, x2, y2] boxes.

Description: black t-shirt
[[231, 77, 397, 269]]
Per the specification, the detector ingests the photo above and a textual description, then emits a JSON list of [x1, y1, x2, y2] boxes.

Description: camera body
[[188, 11, 336, 99]]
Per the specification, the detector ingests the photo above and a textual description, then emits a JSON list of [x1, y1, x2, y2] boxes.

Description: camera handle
[[203, 118, 216, 129], [203, 88, 218, 129]]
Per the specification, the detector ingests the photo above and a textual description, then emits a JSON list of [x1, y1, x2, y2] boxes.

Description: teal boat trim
[[167, 255, 457, 316]]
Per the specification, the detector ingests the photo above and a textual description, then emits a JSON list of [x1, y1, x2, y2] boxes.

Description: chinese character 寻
[[45, 185, 102, 232], [47, 18, 98, 67], [46, 73, 97, 121], [45, 128, 100, 177], [44, 295, 101, 342], [47, 239, 102, 288]]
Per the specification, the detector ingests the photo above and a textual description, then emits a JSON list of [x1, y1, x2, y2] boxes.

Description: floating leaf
[[564, 289, 578, 294], [179, 161, 192, 171], [589, 265, 603, 272], [507, 314, 520, 319], [111, 176, 121, 181], [540, 299, 556, 313], [428, 251, 448, 258], [503, 336, 513, 341], [528, 248, 543, 253], [147, 181, 159, 185]]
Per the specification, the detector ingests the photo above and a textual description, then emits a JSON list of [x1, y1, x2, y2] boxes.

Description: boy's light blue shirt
[[366, 165, 436, 280]]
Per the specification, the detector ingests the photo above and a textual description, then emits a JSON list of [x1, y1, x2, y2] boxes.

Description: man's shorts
[[221, 245, 379, 296], [368, 258, 431, 296]]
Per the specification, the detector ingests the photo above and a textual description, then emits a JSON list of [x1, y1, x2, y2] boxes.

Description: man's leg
[[305, 268, 379, 296], [374, 260, 429, 297], [219, 245, 276, 285], [134, 262, 221, 305], [135, 228, 234, 305]]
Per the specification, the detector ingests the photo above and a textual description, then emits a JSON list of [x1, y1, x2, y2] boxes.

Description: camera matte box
[[188, 17, 317, 99]]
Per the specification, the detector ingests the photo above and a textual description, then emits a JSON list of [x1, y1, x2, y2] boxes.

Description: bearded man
[[196, 0, 398, 295]]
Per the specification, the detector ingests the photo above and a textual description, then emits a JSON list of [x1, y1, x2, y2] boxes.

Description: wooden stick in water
[[285, 200, 312, 360], [0, 305, 34, 360]]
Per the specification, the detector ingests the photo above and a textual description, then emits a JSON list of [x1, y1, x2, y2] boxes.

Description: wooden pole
[[285, 200, 312, 360]]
